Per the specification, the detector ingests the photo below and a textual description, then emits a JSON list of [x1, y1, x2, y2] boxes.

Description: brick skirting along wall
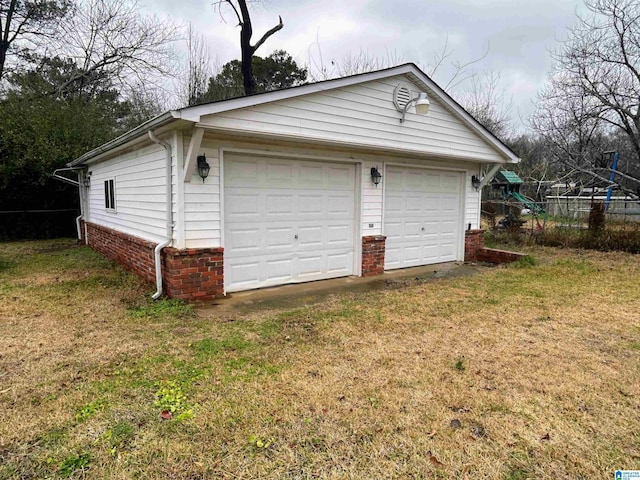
[[362, 235, 386, 277], [83, 222, 224, 301], [464, 229, 526, 264]]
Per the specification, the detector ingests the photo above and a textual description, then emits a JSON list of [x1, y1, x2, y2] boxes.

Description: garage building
[[66, 63, 519, 300]]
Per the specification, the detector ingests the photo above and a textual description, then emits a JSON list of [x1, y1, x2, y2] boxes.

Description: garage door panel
[[265, 227, 295, 250], [265, 258, 294, 282], [227, 260, 261, 286], [226, 193, 261, 220], [226, 227, 261, 255], [266, 194, 294, 216], [266, 161, 295, 182], [226, 160, 260, 186], [297, 254, 324, 277], [327, 194, 355, 215], [327, 252, 352, 273], [384, 166, 462, 270], [225, 154, 356, 292], [327, 165, 355, 188], [404, 221, 422, 239], [299, 194, 324, 214]]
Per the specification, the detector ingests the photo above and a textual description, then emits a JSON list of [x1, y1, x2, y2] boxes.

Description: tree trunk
[[0, 44, 6, 81]]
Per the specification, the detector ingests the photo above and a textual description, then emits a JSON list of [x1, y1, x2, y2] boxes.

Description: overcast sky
[[151, 0, 586, 129]]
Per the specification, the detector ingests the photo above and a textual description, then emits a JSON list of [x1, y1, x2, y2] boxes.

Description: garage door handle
[[294, 234, 298, 239], [421, 227, 425, 231]]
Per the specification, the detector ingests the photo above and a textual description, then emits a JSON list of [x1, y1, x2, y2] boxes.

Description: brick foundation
[[163, 247, 224, 300], [362, 235, 386, 277], [464, 229, 526, 264], [84, 222, 224, 301]]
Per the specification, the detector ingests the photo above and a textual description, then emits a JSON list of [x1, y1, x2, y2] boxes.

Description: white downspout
[[75, 170, 86, 241], [148, 130, 173, 300]]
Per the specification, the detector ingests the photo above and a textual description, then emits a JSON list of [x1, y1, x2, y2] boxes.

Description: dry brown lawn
[[0, 239, 639, 479]]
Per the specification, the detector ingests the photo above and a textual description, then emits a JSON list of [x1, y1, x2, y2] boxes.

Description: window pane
[[104, 181, 110, 208], [109, 180, 115, 209]]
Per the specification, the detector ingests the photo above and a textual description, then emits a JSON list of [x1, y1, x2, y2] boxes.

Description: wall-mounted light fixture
[[371, 167, 382, 187], [398, 92, 430, 123], [471, 175, 481, 190], [197, 155, 210, 183]]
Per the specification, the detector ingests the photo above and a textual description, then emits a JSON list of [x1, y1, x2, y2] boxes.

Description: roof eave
[[67, 111, 183, 167]]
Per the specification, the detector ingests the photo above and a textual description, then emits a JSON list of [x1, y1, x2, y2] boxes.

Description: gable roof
[[69, 63, 519, 166]]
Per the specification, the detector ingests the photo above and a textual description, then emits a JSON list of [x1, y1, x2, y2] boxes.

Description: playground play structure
[[491, 170, 545, 215], [486, 151, 640, 227]]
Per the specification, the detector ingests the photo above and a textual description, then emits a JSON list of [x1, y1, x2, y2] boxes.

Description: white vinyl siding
[[181, 133, 221, 248], [198, 74, 505, 163], [87, 143, 168, 242], [362, 160, 384, 236]]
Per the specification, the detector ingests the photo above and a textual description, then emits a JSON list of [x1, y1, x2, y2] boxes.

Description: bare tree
[[425, 35, 489, 90], [0, 0, 70, 81], [530, 0, 640, 197], [180, 23, 212, 106], [456, 71, 512, 139], [52, 0, 179, 98], [556, 0, 640, 167], [307, 45, 404, 81], [215, 0, 283, 95]]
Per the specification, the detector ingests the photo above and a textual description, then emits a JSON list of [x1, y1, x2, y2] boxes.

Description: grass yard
[[1, 239, 639, 479]]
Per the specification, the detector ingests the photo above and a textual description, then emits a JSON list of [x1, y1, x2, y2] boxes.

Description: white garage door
[[384, 166, 463, 270], [224, 154, 356, 292]]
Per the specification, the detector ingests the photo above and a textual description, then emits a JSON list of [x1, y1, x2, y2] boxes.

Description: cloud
[[144, 0, 584, 126]]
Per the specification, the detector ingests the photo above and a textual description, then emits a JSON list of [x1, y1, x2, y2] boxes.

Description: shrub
[[534, 224, 640, 253]]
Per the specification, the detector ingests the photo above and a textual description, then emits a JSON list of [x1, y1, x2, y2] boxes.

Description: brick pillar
[[362, 235, 386, 277], [163, 247, 224, 301], [464, 229, 485, 261]]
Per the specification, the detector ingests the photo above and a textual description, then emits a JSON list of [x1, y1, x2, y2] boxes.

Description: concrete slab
[[197, 261, 486, 315]]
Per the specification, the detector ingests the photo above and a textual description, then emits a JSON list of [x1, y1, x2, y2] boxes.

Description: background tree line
[[1, 0, 638, 239]]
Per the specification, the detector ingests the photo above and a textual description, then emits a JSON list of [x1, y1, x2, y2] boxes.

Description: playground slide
[[508, 191, 545, 214]]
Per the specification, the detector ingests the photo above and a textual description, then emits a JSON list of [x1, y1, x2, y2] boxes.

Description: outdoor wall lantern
[[197, 155, 210, 183], [399, 92, 430, 123], [371, 167, 382, 187], [471, 175, 481, 190]]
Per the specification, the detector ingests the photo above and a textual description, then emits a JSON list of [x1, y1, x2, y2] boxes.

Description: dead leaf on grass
[[428, 451, 444, 467], [541, 432, 551, 441], [450, 419, 462, 429], [427, 429, 437, 438], [463, 464, 472, 479], [159, 410, 172, 420]]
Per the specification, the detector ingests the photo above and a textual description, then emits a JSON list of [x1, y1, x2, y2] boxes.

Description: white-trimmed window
[[104, 178, 116, 211]]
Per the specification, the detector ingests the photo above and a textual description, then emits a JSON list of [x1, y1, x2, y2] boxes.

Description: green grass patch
[[75, 398, 107, 422], [191, 335, 252, 355], [128, 298, 194, 319], [510, 254, 538, 268], [57, 452, 91, 477]]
